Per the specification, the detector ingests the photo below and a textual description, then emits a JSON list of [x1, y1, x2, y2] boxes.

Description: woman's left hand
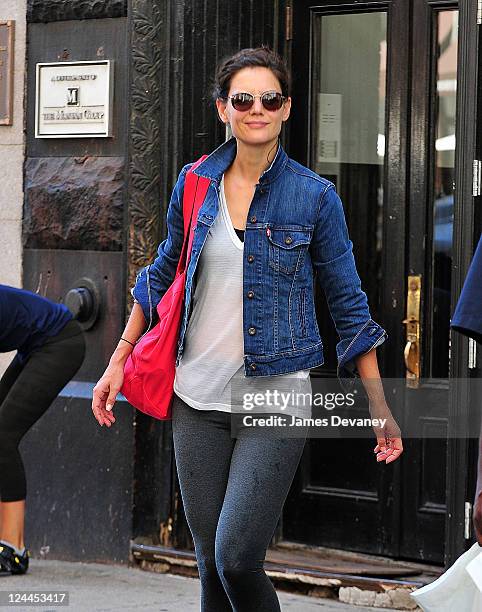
[[372, 415, 403, 464], [374, 435, 403, 464]]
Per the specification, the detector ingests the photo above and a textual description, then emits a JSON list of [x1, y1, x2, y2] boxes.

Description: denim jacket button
[[248, 327, 256, 335], [247, 290, 254, 299], [247, 254, 255, 263], [250, 363, 257, 370], [369, 326, 378, 336], [284, 236, 293, 245], [250, 215, 257, 223]]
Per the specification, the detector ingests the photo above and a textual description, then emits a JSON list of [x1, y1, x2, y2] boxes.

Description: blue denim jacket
[[132, 136, 387, 383]]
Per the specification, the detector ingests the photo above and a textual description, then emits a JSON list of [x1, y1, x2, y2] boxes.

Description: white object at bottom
[[410, 542, 482, 612]]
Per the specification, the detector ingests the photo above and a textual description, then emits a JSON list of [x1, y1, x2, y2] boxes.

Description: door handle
[[402, 275, 421, 388], [404, 340, 418, 375]]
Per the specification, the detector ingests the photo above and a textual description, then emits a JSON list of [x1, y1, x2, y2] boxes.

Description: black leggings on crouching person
[[0, 319, 85, 502]]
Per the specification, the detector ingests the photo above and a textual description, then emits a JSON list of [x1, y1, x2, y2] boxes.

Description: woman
[[0, 284, 85, 575], [92, 46, 403, 611]]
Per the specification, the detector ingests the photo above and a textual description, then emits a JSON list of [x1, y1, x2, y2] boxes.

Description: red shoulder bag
[[121, 158, 210, 419]]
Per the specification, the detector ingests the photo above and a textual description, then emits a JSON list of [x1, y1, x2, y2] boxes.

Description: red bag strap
[[176, 156, 210, 276]]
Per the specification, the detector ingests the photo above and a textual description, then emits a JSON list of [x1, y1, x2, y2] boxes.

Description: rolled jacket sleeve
[[131, 163, 193, 327], [310, 184, 387, 384]]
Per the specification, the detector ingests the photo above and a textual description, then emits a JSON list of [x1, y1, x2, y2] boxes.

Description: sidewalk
[[0, 559, 390, 611]]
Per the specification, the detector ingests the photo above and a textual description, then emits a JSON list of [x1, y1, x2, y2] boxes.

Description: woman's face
[[216, 66, 291, 146]]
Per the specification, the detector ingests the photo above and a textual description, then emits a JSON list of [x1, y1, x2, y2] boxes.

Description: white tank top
[[173, 175, 312, 415]]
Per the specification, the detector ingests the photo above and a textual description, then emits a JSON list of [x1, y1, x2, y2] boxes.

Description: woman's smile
[[245, 121, 269, 128]]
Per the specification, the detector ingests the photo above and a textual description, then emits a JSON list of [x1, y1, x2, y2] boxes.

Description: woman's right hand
[[92, 362, 125, 427], [91, 304, 146, 427]]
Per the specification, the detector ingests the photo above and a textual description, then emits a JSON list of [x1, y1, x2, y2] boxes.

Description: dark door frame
[[127, 0, 290, 550], [126, 0, 479, 563], [445, 0, 480, 567]]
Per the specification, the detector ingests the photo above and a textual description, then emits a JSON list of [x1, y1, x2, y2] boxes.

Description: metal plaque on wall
[[35, 60, 113, 138], [0, 21, 15, 126]]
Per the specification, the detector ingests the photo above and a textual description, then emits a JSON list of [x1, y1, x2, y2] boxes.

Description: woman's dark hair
[[211, 45, 291, 101]]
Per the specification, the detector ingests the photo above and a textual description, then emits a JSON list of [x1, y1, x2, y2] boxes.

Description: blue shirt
[[0, 285, 73, 363], [451, 234, 482, 343]]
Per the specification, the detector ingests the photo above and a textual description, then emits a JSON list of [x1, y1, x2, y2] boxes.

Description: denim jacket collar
[[191, 136, 288, 185]]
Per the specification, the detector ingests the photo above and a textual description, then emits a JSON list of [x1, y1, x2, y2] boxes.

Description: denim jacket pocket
[[267, 226, 312, 275]]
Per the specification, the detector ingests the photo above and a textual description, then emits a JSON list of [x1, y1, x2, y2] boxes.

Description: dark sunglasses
[[226, 91, 286, 112]]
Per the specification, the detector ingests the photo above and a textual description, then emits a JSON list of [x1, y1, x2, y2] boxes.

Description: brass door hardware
[[403, 275, 421, 388]]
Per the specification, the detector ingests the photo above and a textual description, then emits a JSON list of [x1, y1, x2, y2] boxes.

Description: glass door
[[285, 0, 406, 558], [284, 0, 471, 564], [399, 2, 458, 563]]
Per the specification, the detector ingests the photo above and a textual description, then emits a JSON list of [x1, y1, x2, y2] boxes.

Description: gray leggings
[[171, 392, 307, 612]]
